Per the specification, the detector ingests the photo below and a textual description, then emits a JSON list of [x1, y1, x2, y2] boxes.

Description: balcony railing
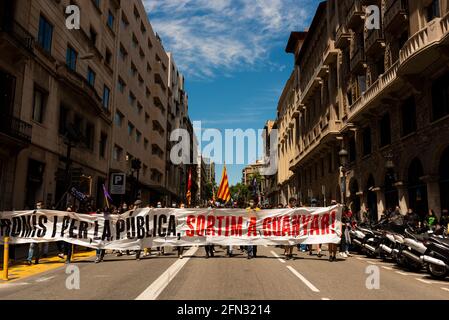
[[56, 64, 105, 115], [0, 20, 34, 53], [348, 61, 399, 120], [0, 113, 32, 143], [383, 0, 408, 33]]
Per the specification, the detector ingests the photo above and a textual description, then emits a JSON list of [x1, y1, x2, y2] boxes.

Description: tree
[[230, 183, 250, 207]]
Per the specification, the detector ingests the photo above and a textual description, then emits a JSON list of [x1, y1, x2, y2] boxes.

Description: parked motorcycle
[[422, 229, 449, 278]]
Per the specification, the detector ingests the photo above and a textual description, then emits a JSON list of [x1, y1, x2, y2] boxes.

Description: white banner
[[0, 206, 342, 249]]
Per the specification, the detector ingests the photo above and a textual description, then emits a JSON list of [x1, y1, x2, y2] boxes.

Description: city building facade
[[0, 0, 193, 210], [274, 0, 449, 220]]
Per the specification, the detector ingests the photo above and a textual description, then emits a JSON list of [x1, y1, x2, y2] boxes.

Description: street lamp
[[131, 158, 142, 201], [339, 148, 349, 206], [384, 152, 396, 182]]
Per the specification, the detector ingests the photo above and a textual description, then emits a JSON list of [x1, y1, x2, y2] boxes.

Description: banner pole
[[2, 237, 9, 281]]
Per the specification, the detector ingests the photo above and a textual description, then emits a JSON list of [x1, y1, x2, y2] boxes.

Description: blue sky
[[144, 0, 321, 185]]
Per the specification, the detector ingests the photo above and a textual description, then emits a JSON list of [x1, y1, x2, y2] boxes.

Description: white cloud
[[143, 0, 318, 79]]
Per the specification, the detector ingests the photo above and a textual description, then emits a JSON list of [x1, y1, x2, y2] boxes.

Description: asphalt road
[[1, 246, 449, 300]]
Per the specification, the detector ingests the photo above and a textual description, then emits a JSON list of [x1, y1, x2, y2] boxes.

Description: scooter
[[422, 232, 449, 279], [396, 228, 429, 272]]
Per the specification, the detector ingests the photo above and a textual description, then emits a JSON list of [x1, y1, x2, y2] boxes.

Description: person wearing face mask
[[133, 200, 144, 261], [25, 201, 46, 265], [116, 203, 129, 257]]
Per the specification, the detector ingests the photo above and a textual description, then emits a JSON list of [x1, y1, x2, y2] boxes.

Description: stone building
[[0, 0, 191, 210], [276, 0, 449, 220]]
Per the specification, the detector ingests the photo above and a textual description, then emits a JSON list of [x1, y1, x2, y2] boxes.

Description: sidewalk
[[0, 244, 96, 283]]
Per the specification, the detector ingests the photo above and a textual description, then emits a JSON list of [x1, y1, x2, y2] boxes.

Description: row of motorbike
[[349, 217, 449, 279]]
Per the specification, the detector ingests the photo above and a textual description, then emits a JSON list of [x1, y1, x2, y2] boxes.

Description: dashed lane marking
[[270, 251, 286, 264], [416, 278, 433, 284], [286, 266, 320, 293], [441, 287, 449, 292], [135, 246, 199, 300], [381, 266, 394, 270]]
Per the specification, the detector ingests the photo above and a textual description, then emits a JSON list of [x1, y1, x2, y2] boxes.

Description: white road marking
[[271, 251, 286, 264], [367, 261, 377, 265], [35, 276, 56, 283], [286, 266, 320, 293], [135, 246, 198, 300], [381, 266, 394, 270], [321, 297, 331, 300], [356, 257, 365, 261], [396, 271, 410, 276], [441, 287, 449, 292], [416, 278, 433, 284]]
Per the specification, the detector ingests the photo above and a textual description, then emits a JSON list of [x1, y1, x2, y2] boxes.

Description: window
[[379, 113, 391, 147], [121, 14, 129, 30], [33, 87, 46, 123], [128, 92, 136, 106], [105, 49, 112, 66], [89, 27, 97, 47], [118, 78, 125, 93], [59, 105, 69, 134], [431, 72, 449, 121], [401, 97, 417, 136], [145, 113, 150, 124], [87, 67, 96, 87], [133, 6, 140, 20], [38, 15, 53, 53], [114, 111, 123, 126], [130, 62, 137, 77], [113, 145, 122, 161], [66, 46, 77, 71], [362, 127, 372, 156], [132, 34, 138, 48], [137, 103, 143, 115], [141, 22, 146, 34], [102, 85, 110, 110], [119, 44, 127, 61], [144, 138, 148, 149], [93, 0, 101, 9], [85, 122, 95, 150], [107, 10, 115, 30], [136, 130, 141, 143], [99, 133, 107, 159], [128, 122, 134, 136], [426, 0, 440, 22]]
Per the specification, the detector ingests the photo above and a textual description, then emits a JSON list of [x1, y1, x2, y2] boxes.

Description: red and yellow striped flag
[[186, 168, 192, 206], [217, 165, 231, 202]]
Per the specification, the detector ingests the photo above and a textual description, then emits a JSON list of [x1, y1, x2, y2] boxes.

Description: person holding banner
[[133, 200, 144, 261], [25, 201, 46, 265], [328, 200, 340, 262], [283, 198, 297, 260], [246, 200, 260, 259]]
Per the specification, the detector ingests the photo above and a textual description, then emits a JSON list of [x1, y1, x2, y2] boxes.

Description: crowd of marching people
[[16, 196, 448, 267]]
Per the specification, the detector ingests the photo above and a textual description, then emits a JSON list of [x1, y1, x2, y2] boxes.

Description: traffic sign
[[111, 173, 126, 195]]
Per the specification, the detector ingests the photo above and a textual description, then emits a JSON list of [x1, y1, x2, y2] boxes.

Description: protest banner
[[0, 206, 342, 249]]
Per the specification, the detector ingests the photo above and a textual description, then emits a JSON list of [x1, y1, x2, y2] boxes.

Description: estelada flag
[[186, 167, 192, 206], [217, 165, 231, 202]]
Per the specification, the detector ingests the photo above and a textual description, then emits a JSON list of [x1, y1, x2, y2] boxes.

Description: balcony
[[399, 14, 449, 76], [348, 61, 400, 121], [364, 29, 385, 56], [346, 0, 365, 30], [0, 113, 32, 146], [55, 64, 106, 116], [336, 25, 351, 49], [350, 48, 366, 73], [289, 119, 341, 171], [383, 0, 408, 33], [323, 40, 339, 65], [0, 20, 34, 55]]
